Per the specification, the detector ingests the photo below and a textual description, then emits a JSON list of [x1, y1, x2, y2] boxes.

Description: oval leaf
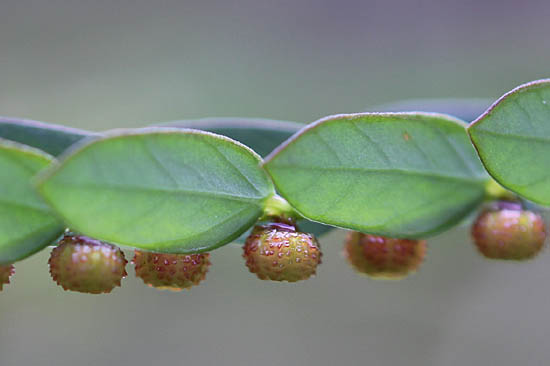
[[0, 140, 65, 264], [264, 113, 487, 238], [468, 79, 550, 204], [157, 117, 335, 238], [0, 117, 96, 156], [37, 128, 275, 253]]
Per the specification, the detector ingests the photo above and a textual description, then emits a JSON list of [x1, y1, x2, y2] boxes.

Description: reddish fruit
[[243, 222, 322, 282], [133, 251, 210, 291], [49, 234, 128, 294], [471, 201, 546, 260], [344, 232, 426, 279], [0, 264, 14, 291]]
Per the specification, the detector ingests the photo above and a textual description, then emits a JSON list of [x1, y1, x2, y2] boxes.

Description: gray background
[[1, 1, 550, 365]]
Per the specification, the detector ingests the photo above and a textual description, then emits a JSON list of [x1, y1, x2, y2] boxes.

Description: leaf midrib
[[51, 181, 268, 205], [268, 164, 486, 185], [472, 127, 550, 144]]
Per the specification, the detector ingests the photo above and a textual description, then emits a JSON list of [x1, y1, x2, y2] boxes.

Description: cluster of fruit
[[0, 200, 545, 294]]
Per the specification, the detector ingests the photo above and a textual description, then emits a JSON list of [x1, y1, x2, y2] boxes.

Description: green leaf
[[0, 140, 65, 264], [264, 113, 488, 238], [0, 117, 95, 156], [37, 128, 275, 253], [157, 117, 335, 238], [468, 79, 550, 204]]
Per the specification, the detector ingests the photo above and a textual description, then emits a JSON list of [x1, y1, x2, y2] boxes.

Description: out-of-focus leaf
[[0, 117, 96, 156]]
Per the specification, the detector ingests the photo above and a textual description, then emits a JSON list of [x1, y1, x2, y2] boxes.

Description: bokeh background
[[1, 1, 550, 365]]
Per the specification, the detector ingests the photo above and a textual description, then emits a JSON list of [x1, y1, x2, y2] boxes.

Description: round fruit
[[243, 222, 322, 282], [133, 251, 210, 291], [49, 234, 128, 294], [471, 202, 546, 260], [344, 232, 426, 279], [0, 264, 14, 291]]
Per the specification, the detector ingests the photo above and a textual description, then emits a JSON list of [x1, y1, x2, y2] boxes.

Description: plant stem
[[485, 178, 518, 202], [262, 194, 302, 223]]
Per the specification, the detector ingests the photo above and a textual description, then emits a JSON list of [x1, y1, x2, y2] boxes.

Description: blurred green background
[[1, 1, 550, 365]]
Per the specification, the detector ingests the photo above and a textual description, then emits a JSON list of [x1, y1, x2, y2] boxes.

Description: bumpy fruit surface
[[133, 251, 210, 291], [49, 234, 128, 294], [0, 264, 14, 291], [344, 232, 426, 279], [243, 222, 322, 282], [471, 202, 546, 260]]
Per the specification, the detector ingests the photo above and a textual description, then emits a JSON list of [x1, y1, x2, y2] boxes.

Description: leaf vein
[[350, 121, 392, 165], [203, 140, 263, 195]]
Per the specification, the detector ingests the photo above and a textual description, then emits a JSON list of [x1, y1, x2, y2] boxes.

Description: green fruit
[[48, 234, 127, 294], [0, 264, 14, 291], [471, 201, 546, 260], [344, 232, 426, 279], [133, 251, 210, 291], [243, 222, 322, 282]]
